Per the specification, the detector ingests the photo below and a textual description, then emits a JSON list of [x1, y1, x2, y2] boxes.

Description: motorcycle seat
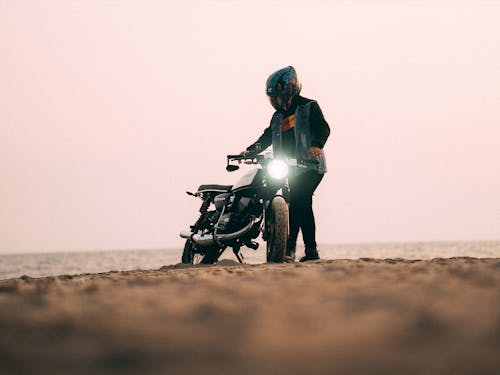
[[197, 184, 233, 193]]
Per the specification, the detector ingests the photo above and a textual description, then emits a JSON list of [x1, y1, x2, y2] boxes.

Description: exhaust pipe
[[180, 217, 256, 247]]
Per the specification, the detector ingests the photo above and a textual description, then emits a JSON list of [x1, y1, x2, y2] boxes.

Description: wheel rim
[[192, 253, 203, 265]]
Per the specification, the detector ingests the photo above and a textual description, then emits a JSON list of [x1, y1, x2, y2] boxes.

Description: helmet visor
[[268, 95, 289, 111]]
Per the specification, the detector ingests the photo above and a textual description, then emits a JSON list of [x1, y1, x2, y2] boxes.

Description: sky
[[1, 0, 499, 254]]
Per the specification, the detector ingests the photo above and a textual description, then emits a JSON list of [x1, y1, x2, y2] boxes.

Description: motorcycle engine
[[216, 197, 255, 234], [196, 210, 220, 232], [216, 213, 234, 233]]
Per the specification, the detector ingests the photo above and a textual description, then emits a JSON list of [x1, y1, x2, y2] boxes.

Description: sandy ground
[[0, 257, 499, 374]]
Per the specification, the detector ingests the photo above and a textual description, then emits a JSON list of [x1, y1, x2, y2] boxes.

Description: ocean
[[1, 241, 499, 280]]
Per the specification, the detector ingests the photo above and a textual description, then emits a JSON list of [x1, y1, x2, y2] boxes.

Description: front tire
[[266, 196, 289, 263]]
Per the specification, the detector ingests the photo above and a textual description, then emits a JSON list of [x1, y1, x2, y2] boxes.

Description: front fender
[[263, 194, 288, 212], [262, 194, 289, 241]]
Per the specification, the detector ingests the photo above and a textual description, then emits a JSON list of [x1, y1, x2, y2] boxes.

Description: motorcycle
[[179, 147, 318, 264]]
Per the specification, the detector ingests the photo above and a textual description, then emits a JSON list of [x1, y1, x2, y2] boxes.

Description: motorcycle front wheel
[[181, 240, 219, 265], [266, 196, 289, 263]]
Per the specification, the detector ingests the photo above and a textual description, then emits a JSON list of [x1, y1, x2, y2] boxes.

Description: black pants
[[287, 171, 324, 253]]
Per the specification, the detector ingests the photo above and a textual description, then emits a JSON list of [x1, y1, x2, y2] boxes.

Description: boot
[[299, 248, 320, 262], [285, 246, 296, 263]]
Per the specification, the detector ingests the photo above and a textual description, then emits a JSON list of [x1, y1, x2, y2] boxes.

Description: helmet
[[266, 66, 302, 111]]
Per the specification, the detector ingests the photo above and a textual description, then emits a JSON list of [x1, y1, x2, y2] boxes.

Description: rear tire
[[266, 196, 288, 263], [200, 246, 220, 264], [181, 240, 219, 265], [181, 240, 196, 264]]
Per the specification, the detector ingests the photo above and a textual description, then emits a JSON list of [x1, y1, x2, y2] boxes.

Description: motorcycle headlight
[[267, 159, 289, 179]]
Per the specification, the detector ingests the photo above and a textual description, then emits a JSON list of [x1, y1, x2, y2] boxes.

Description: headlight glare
[[267, 159, 288, 179]]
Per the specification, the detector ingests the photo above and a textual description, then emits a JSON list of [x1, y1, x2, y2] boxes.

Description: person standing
[[244, 66, 330, 262]]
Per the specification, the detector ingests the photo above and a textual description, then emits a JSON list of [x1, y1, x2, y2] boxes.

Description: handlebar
[[226, 154, 247, 160], [227, 153, 319, 165], [227, 153, 261, 161]]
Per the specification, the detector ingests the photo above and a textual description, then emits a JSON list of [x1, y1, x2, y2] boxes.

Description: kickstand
[[233, 247, 244, 264]]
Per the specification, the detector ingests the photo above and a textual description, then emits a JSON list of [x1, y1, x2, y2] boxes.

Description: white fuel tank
[[231, 168, 260, 192]]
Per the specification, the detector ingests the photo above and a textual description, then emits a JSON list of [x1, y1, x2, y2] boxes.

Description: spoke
[[193, 253, 203, 265]]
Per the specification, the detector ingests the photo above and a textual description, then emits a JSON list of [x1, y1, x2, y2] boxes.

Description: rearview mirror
[[226, 165, 239, 172]]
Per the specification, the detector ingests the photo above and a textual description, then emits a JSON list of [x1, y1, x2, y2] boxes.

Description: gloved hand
[[241, 142, 261, 156], [308, 147, 323, 160]]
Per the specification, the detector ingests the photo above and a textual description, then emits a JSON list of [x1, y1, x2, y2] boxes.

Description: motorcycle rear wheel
[[181, 240, 219, 265], [266, 196, 288, 263]]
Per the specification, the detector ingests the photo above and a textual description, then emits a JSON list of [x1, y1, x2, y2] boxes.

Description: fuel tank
[[231, 168, 262, 192]]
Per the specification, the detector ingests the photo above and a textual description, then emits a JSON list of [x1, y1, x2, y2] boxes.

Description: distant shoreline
[[2, 239, 500, 256], [2, 241, 500, 280]]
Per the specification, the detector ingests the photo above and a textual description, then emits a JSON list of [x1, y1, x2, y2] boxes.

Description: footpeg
[[246, 241, 259, 250]]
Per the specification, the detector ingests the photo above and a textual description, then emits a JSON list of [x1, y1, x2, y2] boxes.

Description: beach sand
[[1, 257, 499, 374]]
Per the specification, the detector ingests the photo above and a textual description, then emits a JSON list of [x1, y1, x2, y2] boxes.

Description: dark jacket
[[247, 95, 331, 157]]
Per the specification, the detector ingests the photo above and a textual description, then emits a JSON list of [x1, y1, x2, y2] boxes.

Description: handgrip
[[227, 152, 258, 160]]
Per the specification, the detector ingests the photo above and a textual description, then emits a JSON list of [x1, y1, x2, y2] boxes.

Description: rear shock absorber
[[199, 198, 210, 214], [191, 196, 211, 230]]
